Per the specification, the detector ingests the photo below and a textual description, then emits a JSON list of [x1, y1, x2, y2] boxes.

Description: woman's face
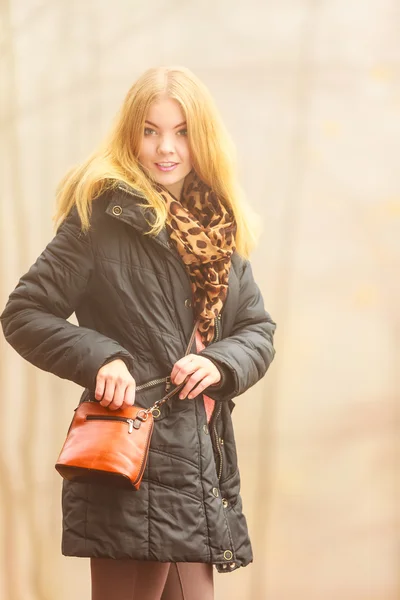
[[138, 96, 193, 199]]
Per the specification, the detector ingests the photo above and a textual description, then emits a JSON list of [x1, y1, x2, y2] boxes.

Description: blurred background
[[0, 1, 399, 599]]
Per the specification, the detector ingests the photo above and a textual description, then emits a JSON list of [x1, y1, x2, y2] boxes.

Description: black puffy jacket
[[0, 184, 276, 573]]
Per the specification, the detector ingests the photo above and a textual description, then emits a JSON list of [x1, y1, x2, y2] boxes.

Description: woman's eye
[[144, 127, 156, 135], [177, 129, 188, 136]]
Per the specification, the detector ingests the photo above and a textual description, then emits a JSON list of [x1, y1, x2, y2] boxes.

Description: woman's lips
[[155, 162, 178, 172]]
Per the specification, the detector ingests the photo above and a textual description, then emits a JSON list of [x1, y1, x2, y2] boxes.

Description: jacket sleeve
[[200, 259, 276, 401], [0, 208, 135, 389]]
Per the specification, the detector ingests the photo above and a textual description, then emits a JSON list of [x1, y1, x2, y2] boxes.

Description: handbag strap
[[144, 319, 200, 415]]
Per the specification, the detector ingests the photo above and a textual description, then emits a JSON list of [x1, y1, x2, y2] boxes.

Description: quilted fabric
[[0, 184, 276, 573]]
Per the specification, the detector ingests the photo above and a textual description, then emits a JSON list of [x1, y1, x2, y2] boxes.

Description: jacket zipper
[[86, 414, 135, 433], [85, 376, 171, 404], [214, 314, 222, 343], [136, 376, 171, 392]]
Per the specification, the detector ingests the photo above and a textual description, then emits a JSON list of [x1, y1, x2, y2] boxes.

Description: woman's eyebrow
[[145, 120, 186, 129]]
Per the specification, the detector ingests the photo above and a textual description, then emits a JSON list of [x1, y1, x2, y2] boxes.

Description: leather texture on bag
[[55, 402, 154, 490]]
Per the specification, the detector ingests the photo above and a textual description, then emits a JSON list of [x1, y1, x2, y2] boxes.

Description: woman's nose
[[157, 135, 175, 154]]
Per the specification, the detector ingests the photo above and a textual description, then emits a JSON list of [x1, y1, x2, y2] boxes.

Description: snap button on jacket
[[0, 185, 276, 573]]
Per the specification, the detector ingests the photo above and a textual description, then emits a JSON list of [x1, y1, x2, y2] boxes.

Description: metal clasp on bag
[[132, 409, 149, 430]]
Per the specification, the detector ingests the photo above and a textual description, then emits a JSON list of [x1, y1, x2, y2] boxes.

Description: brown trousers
[[91, 558, 214, 600]]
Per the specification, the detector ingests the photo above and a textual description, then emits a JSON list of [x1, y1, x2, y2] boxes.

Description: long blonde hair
[[55, 66, 260, 257]]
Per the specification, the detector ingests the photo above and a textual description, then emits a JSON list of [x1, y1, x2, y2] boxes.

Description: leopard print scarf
[[157, 170, 236, 345]]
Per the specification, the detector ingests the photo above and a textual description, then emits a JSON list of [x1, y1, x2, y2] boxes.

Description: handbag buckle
[[132, 410, 149, 430]]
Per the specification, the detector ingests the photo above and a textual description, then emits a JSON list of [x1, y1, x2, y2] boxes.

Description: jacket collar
[[105, 183, 170, 248]]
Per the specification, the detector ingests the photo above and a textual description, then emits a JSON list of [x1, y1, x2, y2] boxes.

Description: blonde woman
[[1, 66, 276, 600]]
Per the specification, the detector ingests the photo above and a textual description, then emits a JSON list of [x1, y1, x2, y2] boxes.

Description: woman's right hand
[[95, 359, 136, 410]]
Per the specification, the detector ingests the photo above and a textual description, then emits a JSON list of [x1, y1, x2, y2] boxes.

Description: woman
[[1, 66, 276, 600]]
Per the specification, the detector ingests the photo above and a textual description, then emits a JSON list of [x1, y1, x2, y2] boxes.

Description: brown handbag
[[55, 321, 199, 490]]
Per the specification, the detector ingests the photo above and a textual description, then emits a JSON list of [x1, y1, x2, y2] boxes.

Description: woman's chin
[[152, 170, 184, 184]]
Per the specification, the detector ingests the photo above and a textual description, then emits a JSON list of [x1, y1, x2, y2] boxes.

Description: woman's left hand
[[170, 355, 221, 399]]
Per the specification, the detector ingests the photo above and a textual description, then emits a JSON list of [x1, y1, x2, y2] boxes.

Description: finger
[[179, 368, 207, 399], [95, 374, 106, 401], [123, 382, 136, 407], [99, 378, 115, 407], [174, 359, 201, 387], [171, 355, 196, 384], [187, 374, 215, 399], [109, 379, 126, 411], [175, 363, 199, 389]]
